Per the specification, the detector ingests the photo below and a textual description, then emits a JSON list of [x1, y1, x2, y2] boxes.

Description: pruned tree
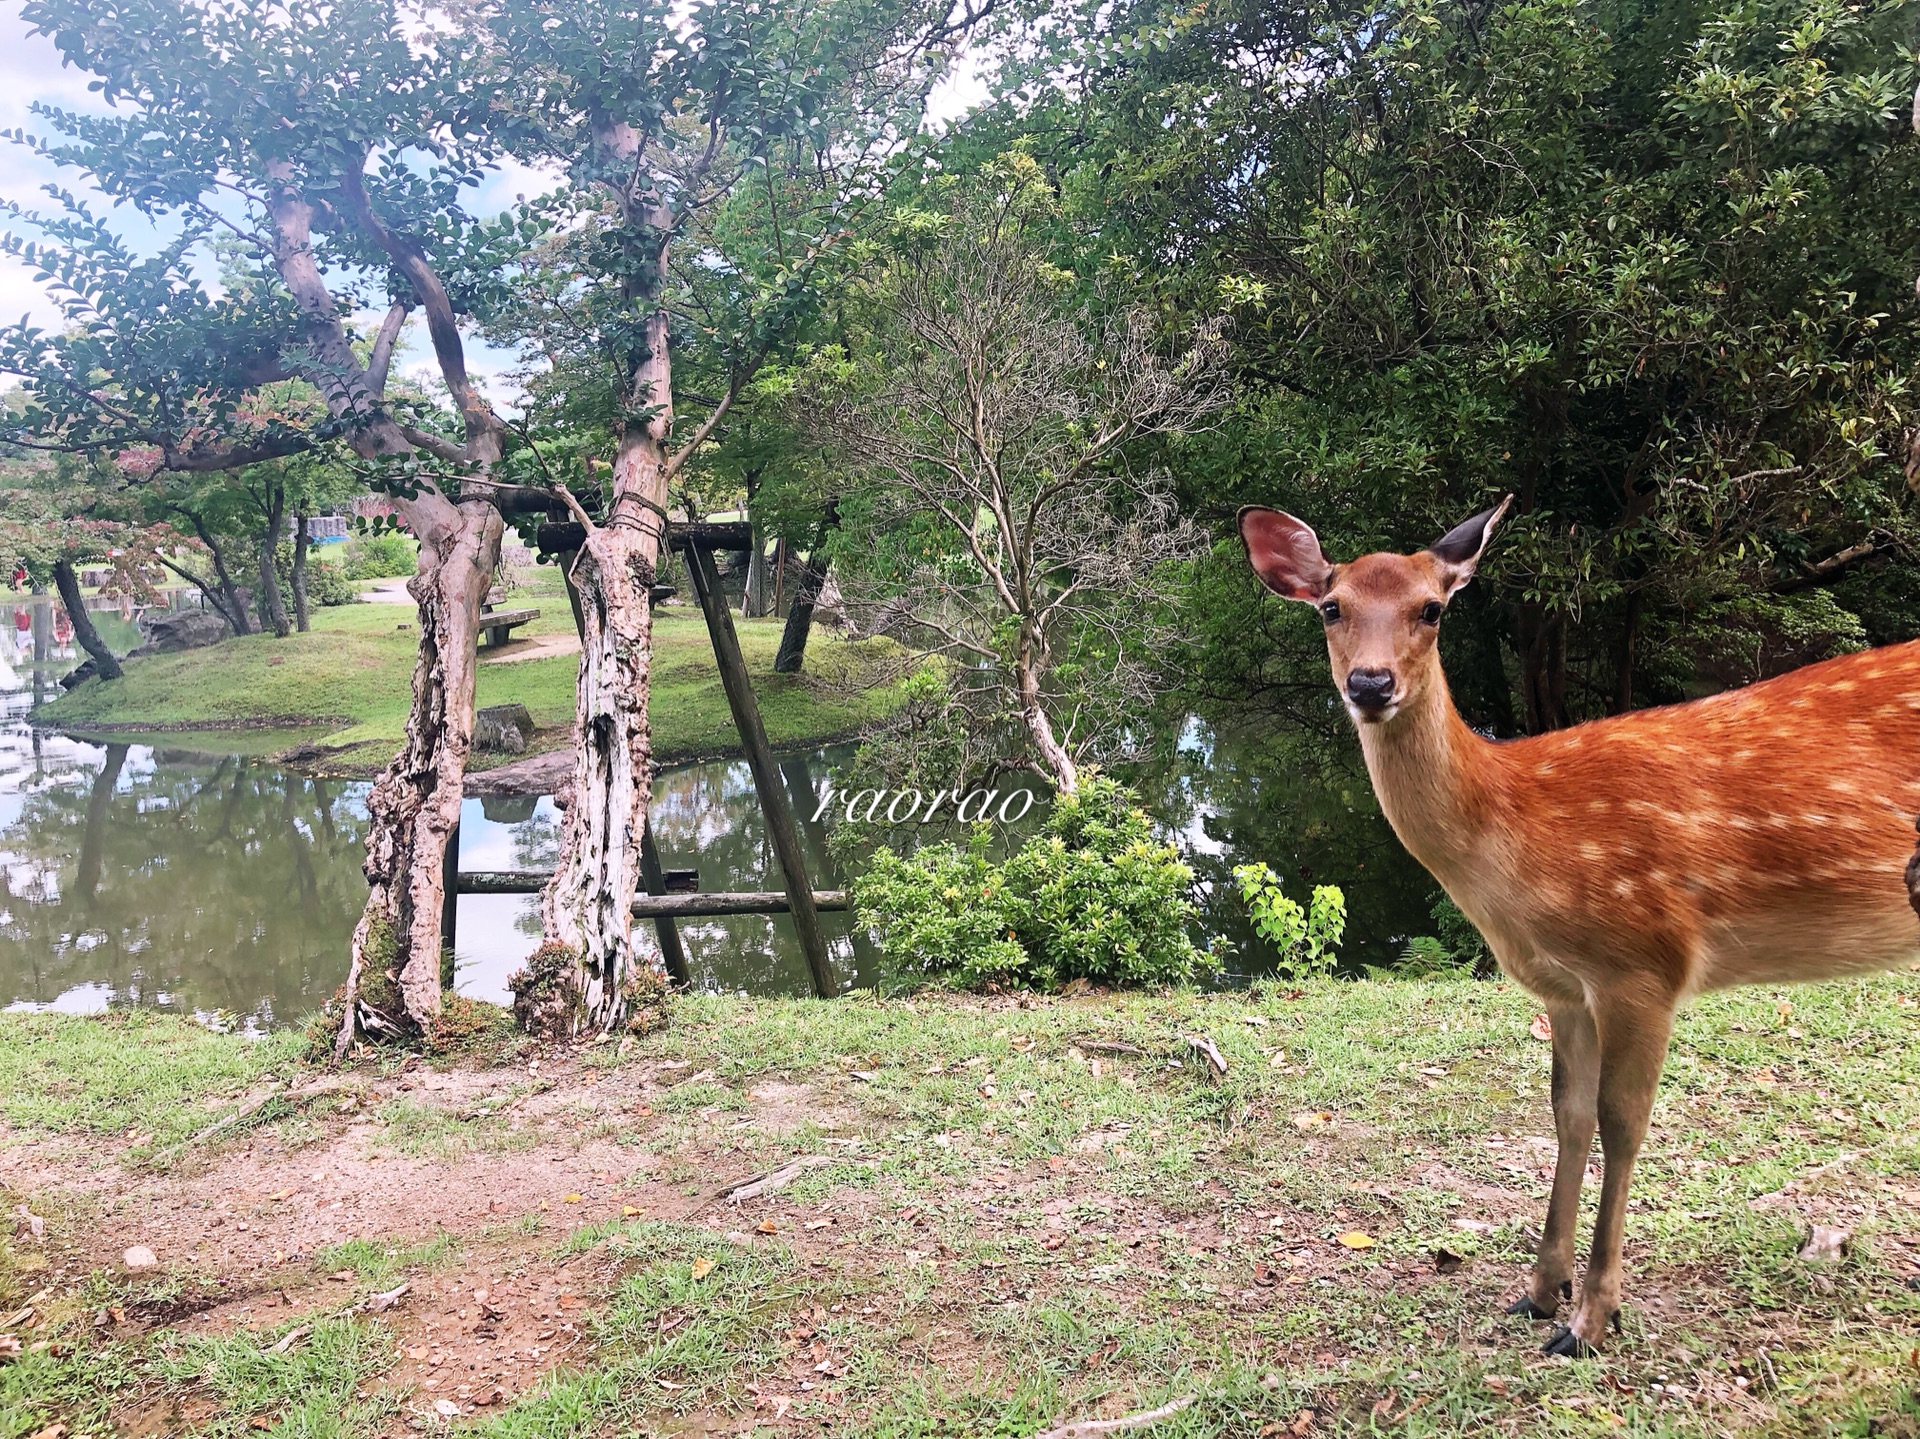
[[481, 0, 993, 1030], [801, 160, 1227, 792], [0, 0, 541, 1050]]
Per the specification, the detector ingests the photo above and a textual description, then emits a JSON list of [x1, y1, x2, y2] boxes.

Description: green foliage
[[1231, 862, 1347, 980], [1010, 0, 1920, 733], [852, 777, 1203, 990], [1392, 896, 1492, 978], [336, 531, 417, 582]]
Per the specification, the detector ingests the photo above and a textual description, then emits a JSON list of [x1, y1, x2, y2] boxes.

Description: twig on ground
[[722, 1155, 836, 1204], [1187, 1034, 1228, 1081], [1033, 1395, 1196, 1439], [150, 1077, 347, 1163]]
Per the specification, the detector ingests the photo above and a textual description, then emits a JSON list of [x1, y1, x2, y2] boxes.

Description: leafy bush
[[339, 530, 417, 580], [275, 543, 359, 607], [1391, 895, 1492, 979], [852, 776, 1202, 990], [1232, 862, 1347, 980], [301, 559, 359, 607]]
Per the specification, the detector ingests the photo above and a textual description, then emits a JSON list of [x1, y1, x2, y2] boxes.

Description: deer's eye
[[1320, 600, 1342, 623], [1420, 600, 1444, 626]]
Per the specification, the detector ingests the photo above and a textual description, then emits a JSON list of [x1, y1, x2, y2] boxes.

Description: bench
[[477, 607, 540, 648]]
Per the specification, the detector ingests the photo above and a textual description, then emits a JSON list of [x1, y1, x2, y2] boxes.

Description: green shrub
[[339, 530, 417, 580], [1232, 862, 1347, 980], [1389, 894, 1491, 979], [302, 557, 360, 607], [852, 776, 1202, 990]]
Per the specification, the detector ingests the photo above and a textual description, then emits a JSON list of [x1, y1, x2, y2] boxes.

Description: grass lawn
[[32, 564, 903, 773], [3, 975, 1916, 1437]]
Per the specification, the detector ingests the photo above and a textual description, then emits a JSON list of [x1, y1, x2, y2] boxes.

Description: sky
[[0, 0, 990, 410]]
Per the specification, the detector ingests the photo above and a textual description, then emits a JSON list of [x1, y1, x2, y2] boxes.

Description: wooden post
[[556, 547, 587, 642], [684, 543, 837, 998], [639, 819, 693, 987], [440, 818, 461, 991]]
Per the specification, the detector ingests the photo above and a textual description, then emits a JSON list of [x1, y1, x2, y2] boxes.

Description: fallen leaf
[[1041, 1233, 1065, 1251], [433, 1399, 460, 1418], [622, 1205, 642, 1217], [804, 1218, 833, 1230], [1371, 1389, 1399, 1420], [1432, 1248, 1464, 1274], [1530, 1013, 1553, 1043], [32, 1425, 69, 1439], [562, 1194, 582, 1203], [1776, 1000, 1794, 1021], [1335, 1230, 1376, 1250], [690, 1257, 715, 1280], [1291, 1111, 1331, 1131], [327, 1269, 355, 1282], [757, 1219, 779, 1234], [268, 1188, 295, 1202], [633, 1105, 654, 1118]]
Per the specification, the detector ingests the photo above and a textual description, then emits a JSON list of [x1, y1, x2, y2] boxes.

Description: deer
[[1239, 496, 1920, 1356]]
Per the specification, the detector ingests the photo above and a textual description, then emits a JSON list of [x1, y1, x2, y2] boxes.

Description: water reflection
[[0, 720, 368, 1030], [448, 748, 873, 1006]]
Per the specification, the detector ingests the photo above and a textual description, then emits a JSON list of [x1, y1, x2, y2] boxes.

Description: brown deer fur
[[1240, 496, 1920, 1355]]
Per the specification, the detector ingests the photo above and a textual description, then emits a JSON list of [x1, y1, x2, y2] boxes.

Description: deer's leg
[[1544, 995, 1675, 1357], [1507, 999, 1598, 1319]]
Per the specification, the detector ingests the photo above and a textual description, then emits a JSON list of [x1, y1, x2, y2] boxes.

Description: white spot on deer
[[1579, 841, 1606, 862], [1613, 878, 1634, 897]]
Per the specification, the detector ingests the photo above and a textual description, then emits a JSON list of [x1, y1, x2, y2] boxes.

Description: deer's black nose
[[1346, 669, 1396, 710]]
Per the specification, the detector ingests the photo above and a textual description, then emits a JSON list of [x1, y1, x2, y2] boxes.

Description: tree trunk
[[539, 516, 663, 1030], [1514, 602, 1569, 733], [52, 560, 123, 681], [257, 481, 291, 638], [291, 510, 311, 632], [336, 500, 503, 1055], [176, 511, 254, 635], [773, 548, 830, 674], [1015, 639, 1076, 793], [742, 526, 767, 617]]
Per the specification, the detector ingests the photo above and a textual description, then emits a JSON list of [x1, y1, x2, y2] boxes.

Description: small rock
[[123, 1246, 159, 1271], [433, 1398, 460, 1417], [1798, 1225, 1851, 1264]]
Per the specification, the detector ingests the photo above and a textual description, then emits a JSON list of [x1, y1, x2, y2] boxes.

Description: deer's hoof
[[1504, 1294, 1557, 1320], [1542, 1326, 1598, 1358]]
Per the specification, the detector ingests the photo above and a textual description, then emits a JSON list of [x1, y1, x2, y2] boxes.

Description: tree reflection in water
[[454, 747, 873, 1002], [0, 735, 369, 1030]]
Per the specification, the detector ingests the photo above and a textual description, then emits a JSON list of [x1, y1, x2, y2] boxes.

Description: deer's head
[[1239, 497, 1511, 726]]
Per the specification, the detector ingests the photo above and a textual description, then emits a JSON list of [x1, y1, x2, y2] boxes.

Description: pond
[[1, 598, 1445, 1030]]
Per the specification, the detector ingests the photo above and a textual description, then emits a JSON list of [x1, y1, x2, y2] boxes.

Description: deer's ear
[[1427, 495, 1512, 595], [1240, 506, 1332, 602]]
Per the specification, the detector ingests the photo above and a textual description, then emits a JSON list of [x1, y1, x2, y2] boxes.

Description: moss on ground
[[34, 564, 904, 774], [2, 977, 1917, 1437]]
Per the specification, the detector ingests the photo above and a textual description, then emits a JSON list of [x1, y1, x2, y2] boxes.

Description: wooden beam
[[685, 543, 838, 998], [632, 890, 848, 919], [534, 520, 754, 557], [460, 868, 698, 894]]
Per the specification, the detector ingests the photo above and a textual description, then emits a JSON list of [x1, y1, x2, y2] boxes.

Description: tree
[[480, 0, 990, 1028], [994, 0, 1920, 734], [801, 160, 1225, 792], [0, 460, 176, 683], [1, 0, 542, 1045]]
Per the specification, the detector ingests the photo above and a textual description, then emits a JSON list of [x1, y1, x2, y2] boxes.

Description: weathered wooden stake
[[684, 543, 837, 998], [439, 818, 461, 990], [639, 820, 692, 986]]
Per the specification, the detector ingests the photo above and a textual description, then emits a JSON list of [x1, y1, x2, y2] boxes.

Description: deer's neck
[[1352, 673, 1500, 882]]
